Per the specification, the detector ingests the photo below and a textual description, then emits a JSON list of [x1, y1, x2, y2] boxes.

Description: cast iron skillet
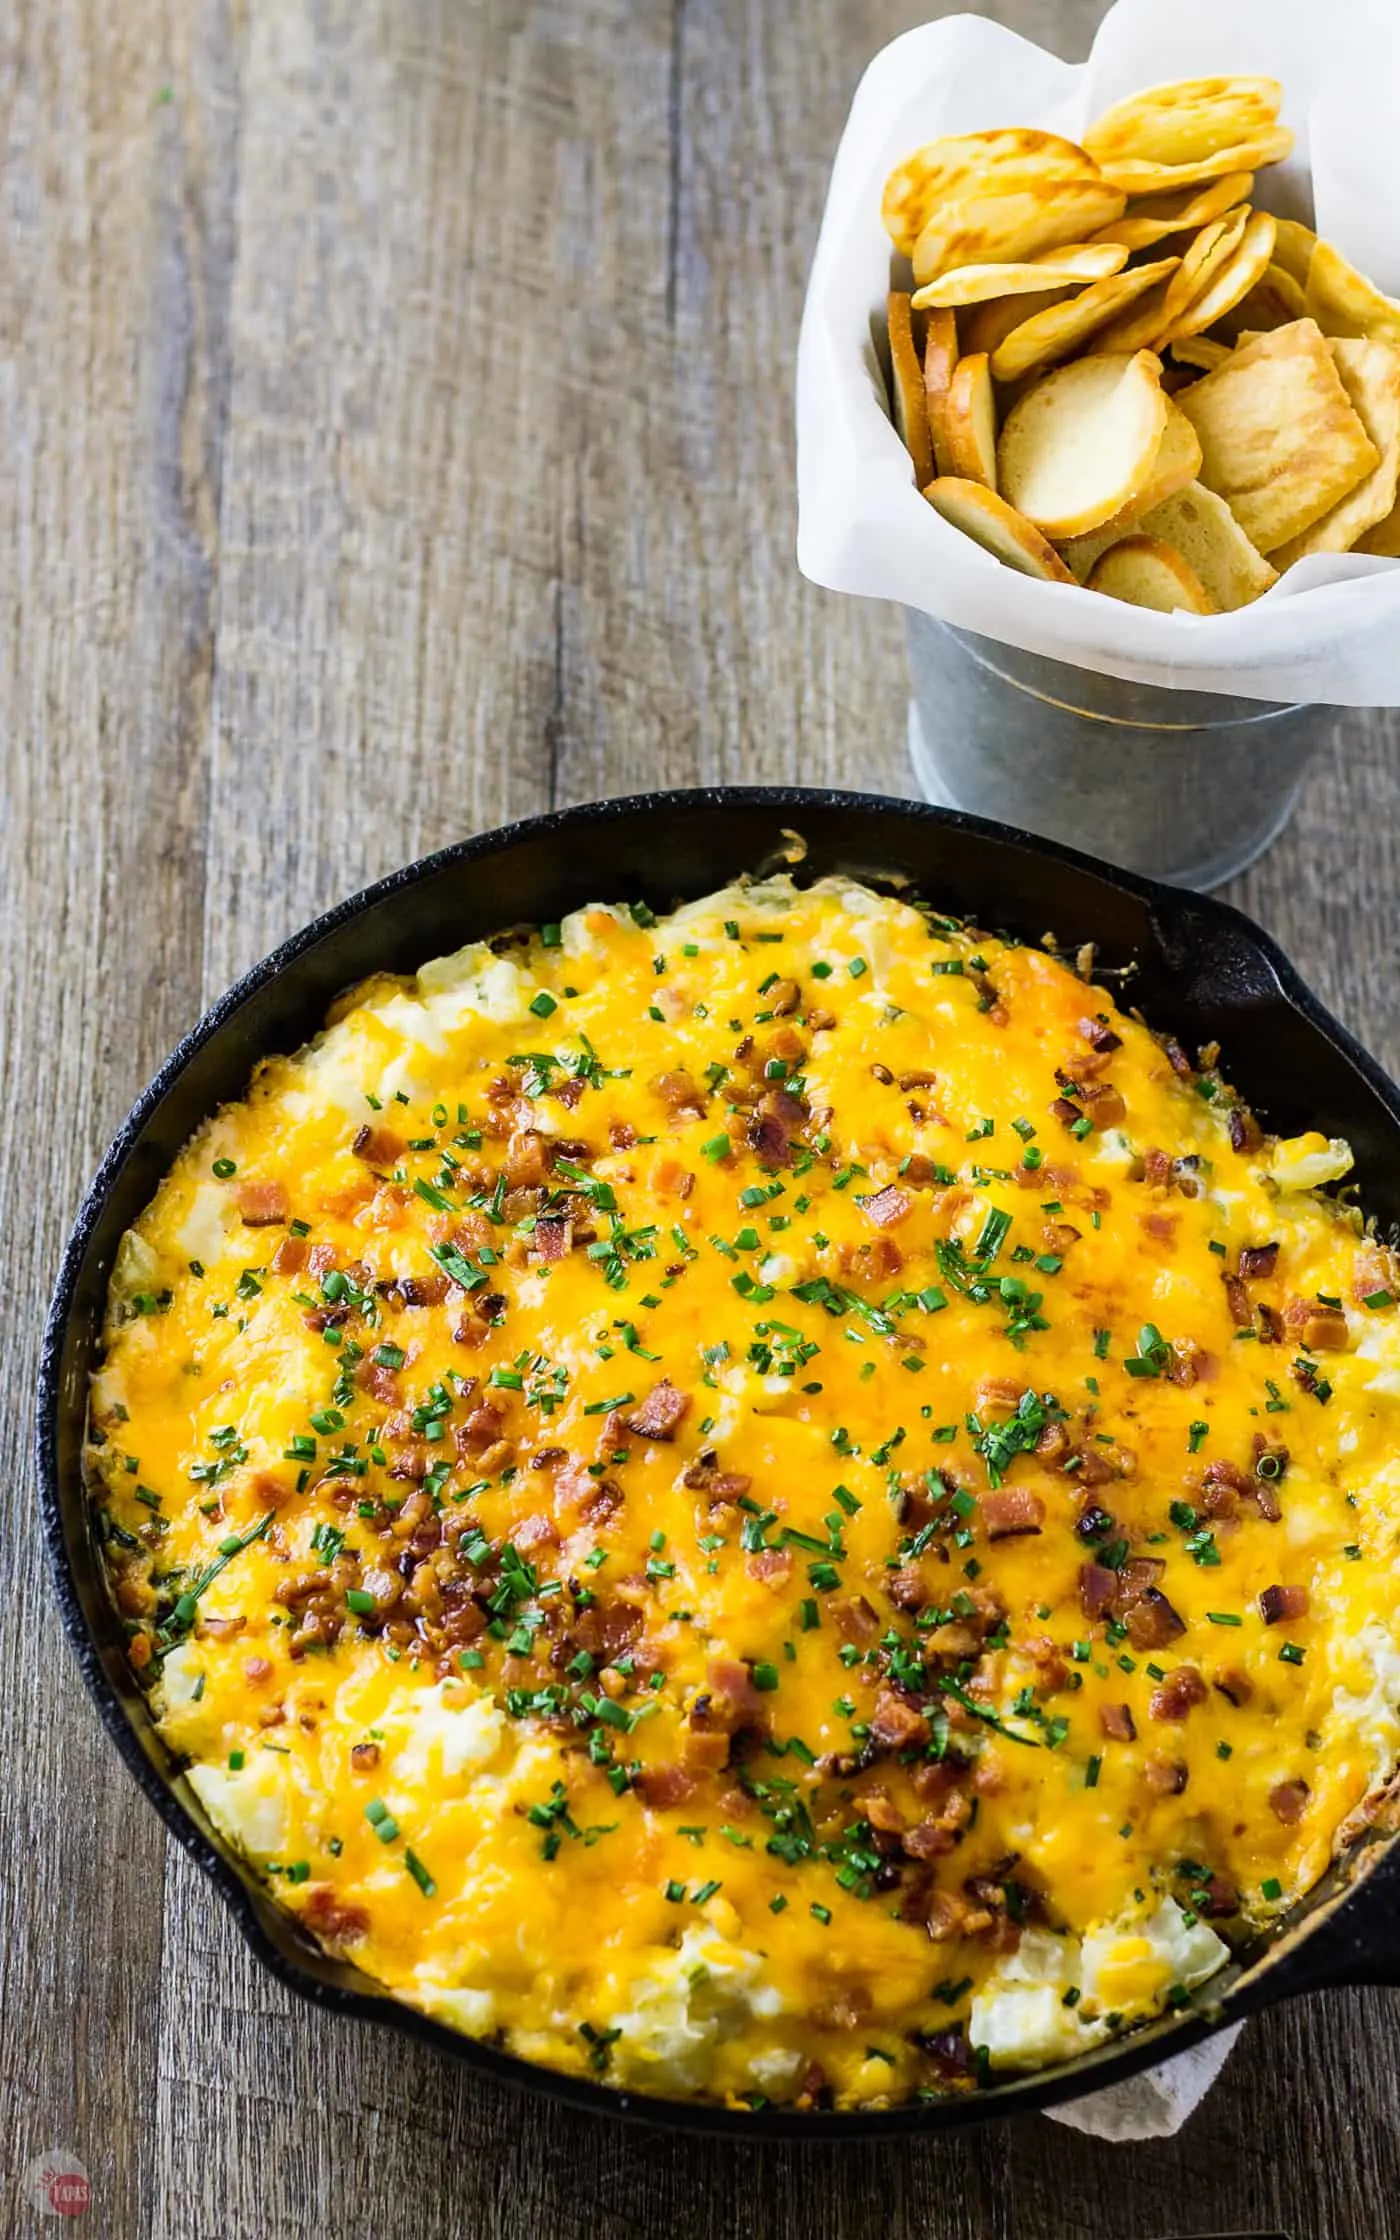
[[37, 787, 1400, 2138]]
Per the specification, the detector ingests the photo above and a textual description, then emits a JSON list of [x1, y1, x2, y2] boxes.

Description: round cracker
[[912, 241, 1127, 310], [1095, 125, 1293, 198], [1165, 210, 1278, 343], [1087, 534, 1218, 613], [1089, 171, 1253, 252], [989, 257, 1180, 383], [922, 308, 960, 479], [911, 179, 1126, 288], [1212, 262, 1307, 343], [962, 286, 1074, 358], [944, 352, 999, 488], [922, 476, 1075, 581], [998, 349, 1169, 539], [882, 128, 1098, 257], [887, 292, 934, 487], [1159, 205, 1250, 318], [1085, 77, 1282, 173]]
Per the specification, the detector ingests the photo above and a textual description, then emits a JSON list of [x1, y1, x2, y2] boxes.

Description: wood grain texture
[[3, 1, 1399, 2234]]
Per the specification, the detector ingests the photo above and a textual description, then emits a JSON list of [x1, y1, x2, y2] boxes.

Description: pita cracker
[[998, 349, 1169, 539], [1176, 319, 1380, 553], [1164, 210, 1278, 342], [911, 179, 1126, 288], [944, 352, 999, 488], [1087, 534, 1219, 613], [1273, 338, 1400, 563], [962, 287, 1073, 358], [1094, 126, 1293, 199], [1090, 172, 1253, 252], [1085, 77, 1282, 173], [888, 293, 935, 487], [1305, 239, 1400, 350], [912, 242, 1127, 310], [882, 129, 1099, 257], [990, 258, 1180, 383], [922, 308, 960, 479], [922, 477, 1076, 581]]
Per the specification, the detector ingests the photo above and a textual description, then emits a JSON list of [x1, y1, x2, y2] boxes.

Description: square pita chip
[[1176, 318, 1380, 553], [1273, 339, 1400, 564]]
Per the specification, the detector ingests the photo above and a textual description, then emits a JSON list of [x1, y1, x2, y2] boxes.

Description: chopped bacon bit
[[681, 1450, 752, 1504], [1269, 1779, 1310, 1826], [553, 1075, 586, 1110], [1071, 1445, 1118, 1488], [513, 1513, 560, 1552], [981, 1487, 1045, 1541], [747, 1088, 807, 1169], [860, 1185, 912, 1230], [652, 1070, 708, 1119], [634, 1764, 698, 1811], [747, 1547, 793, 1588], [888, 1565, 931, 1614], [1198, 1875, 1240, 1918], [351, 1124, 405, 1167], [534, 1213, 572, 1262], [621, 1378, 691, 1442], [1141, 1212, 1177, 1244], [695, 1659, 768, 1735], [235, 1179, 289, 1225], [682, 1727, 730, 1774], [1143, 1755, 1189, 1795], [455, 1402, 506, 1459], [1213, 1666, 1254, 1708], [1034, 1420, 1070, 1463], [271, 1234, 308, 1274], [831, 1594, 881, 1646], [243, 1656, 273, 1685], [1079, 1562, 1117, 1622], [976, 1375, 1026, 1413], [358, 1361, 400, 1406], [1259, 1583, 1309, 1626], [1200, 1458, 1248, 1517], [1099, 1702, 1136, 1742], [249, 1469, 294, 1510], [504, 1130, 552, 1188], [1239, 1242, 1280, 1280], [301, 1888, 371, 1943], [863, 1785, 907, 1835], [869, 1688, 931, 1751], [1143, 1146, 1173, 1190], [350, 1742, 380, 1771], [839, 1235, 903, 1284], [1125, 1587, 1187, 1651], [767, 978, 801, 1016], [1149, 1665, 1207, 1722], [1051, 1097, 1084, 1129], [1162, 1037, 1193, 1079], [1085, 1084, 1126, 1127], [399, 1272, 450, 1307], [1229, 1107, 1262, 1152], [1080, 1017, 1123, 1053]]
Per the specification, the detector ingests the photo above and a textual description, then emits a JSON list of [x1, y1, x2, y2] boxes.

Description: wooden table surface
[[4, 2, 1399, 2233]]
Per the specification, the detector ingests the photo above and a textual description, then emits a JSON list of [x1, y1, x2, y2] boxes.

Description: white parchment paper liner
[[796, 0, 1400, 704]]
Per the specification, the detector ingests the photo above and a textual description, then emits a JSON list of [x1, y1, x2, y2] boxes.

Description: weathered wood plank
[[0, 4, 243, 2235], [7, 0, 1400, 2232]]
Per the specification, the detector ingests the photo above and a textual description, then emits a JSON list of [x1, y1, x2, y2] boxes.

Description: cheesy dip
[[90, 876, 1400, 2109]]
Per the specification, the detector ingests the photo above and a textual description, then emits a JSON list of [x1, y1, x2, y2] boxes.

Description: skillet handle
[[1281, 1838, 1400, 1993]]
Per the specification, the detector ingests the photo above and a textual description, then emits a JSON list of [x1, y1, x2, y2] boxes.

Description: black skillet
[[36, 787, 1400, 2139]]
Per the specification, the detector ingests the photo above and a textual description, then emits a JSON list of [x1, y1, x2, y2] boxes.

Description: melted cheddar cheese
[[90, 877, 1400, 2108]]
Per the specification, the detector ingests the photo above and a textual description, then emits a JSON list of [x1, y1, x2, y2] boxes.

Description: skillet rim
[[35, 783, 1400, 2139]]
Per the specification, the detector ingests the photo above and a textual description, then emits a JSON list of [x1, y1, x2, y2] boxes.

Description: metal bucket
[[906, 612, 1324, 891]]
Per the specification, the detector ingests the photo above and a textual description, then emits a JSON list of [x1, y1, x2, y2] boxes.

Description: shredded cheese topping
[[89, 876, 1400, 2108]]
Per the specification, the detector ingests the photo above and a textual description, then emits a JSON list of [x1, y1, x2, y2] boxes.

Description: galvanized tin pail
[[906, 612, 1323, 891]]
